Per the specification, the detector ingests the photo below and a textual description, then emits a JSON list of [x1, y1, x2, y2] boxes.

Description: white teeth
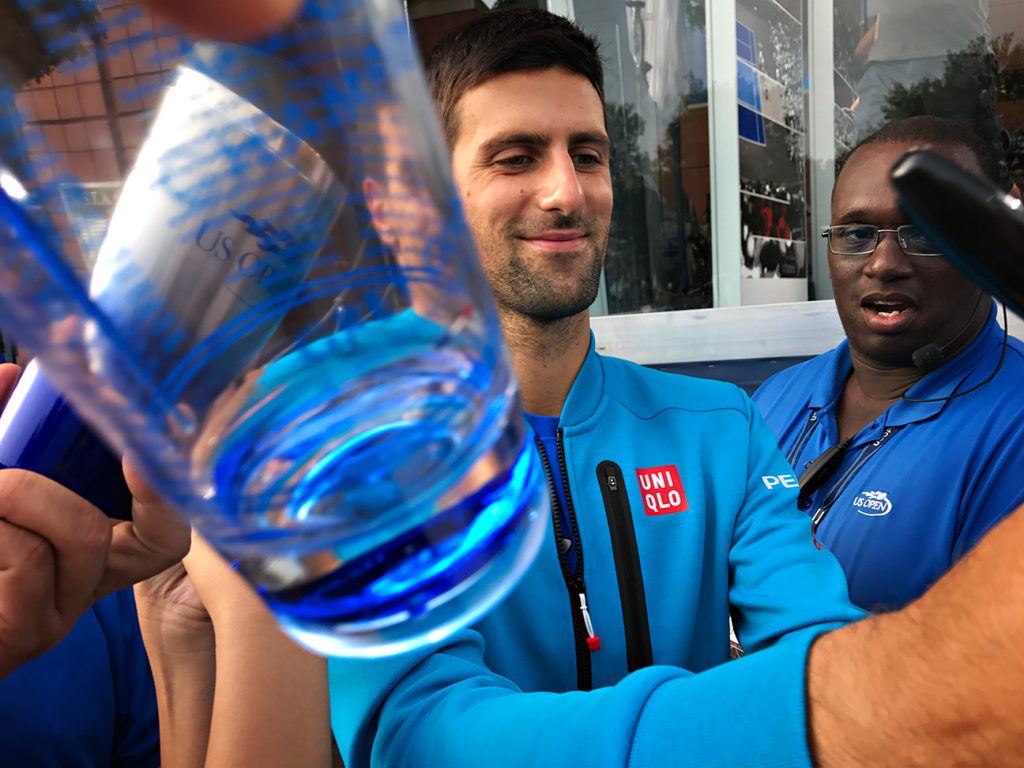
[[876, 309, 903, 317]]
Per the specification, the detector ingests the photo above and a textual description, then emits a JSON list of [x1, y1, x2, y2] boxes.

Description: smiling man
[[754, 116, 1024, 612], [448, 67, 610, 338], [329, 9, 864, 768]]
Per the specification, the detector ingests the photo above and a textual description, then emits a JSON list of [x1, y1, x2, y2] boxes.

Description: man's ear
[[1010, 181, 1022, 202]]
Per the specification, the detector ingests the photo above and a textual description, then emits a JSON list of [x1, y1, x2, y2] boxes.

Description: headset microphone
[[911, 342, 945, 371], [910, 289, 985, 372], [903, 298, 1008, 403]]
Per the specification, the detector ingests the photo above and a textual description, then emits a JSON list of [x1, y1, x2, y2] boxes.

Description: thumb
[[94, 461, 191, 597]]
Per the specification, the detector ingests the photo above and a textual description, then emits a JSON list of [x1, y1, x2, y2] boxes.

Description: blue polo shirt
[[753, 305, 1024, 611], [0, 589, 159, 766]]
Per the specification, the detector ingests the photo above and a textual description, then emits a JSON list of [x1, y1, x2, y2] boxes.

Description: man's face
[[449, 67, 612, 322], [829, 141, 985, 367]]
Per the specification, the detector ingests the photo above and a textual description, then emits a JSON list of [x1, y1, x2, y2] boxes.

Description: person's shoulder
[[928, 333, 1024, 447], [976, 332, 1024, 400], [754, 349, 836, 405], [597, 353, 751, 416], [762, 350, 833, 387]]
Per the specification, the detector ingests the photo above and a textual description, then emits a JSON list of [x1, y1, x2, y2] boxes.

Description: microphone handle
[[890, 149, 1024, 319]]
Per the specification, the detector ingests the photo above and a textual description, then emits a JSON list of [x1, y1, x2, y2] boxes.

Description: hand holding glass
[[0, 0, 548, 656]]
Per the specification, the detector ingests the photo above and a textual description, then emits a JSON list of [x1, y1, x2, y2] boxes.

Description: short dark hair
[[837, 115, 1003, 188], [425, 8, 603, 146]]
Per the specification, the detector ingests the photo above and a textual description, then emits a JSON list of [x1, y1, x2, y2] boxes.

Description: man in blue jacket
[[328, 10, 865, 766], [754, 117, 1024, 612]]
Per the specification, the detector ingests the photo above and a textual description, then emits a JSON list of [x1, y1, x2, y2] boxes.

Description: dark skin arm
[[0, 363, 189, 678]]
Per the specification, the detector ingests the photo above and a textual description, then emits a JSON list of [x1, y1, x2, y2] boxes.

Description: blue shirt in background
[[0, 589, 159, 767], [754, 305, 1024, 611]]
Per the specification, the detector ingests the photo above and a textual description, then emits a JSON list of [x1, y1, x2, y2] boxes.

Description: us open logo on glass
[[853, 490, 893, 517], [635, 465, 688, 516]]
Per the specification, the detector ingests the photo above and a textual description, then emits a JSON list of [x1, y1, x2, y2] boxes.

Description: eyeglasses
[[820, 224, 942, 257]]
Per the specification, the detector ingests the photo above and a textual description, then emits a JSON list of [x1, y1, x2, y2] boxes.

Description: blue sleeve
[[330, 626, 830, 768], [728, 398, 866, 652], [93, 590, 161, 768], [328, 397, 864, 768]]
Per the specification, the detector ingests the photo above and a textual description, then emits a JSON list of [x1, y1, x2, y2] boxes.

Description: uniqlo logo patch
[[635, 465, 688, 516]]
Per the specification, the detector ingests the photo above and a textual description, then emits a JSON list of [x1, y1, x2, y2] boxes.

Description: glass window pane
[[565, 0, 1024, 314], [570, 0, 714, 314], [736, 0, 808, 302], [829, 0, 1023, 191]]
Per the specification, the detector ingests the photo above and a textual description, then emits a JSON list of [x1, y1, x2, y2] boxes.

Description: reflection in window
[[574, 0, 1024, 316], [573, 0, 714, 314], [737, 0, 808, 301], [833, 0, 1022, 192]]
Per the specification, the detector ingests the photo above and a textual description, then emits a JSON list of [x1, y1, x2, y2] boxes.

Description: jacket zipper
[[533, 433, 594, 691], [596, 460, 653, 673]]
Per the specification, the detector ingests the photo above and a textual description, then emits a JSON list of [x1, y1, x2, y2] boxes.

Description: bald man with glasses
[[754, 116, 1024, 613]]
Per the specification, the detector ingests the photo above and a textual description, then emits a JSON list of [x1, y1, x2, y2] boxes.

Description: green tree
[[880, 35, 1020, 187]]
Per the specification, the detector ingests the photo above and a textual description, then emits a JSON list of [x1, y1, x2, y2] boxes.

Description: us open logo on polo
[[853, 490, 893, 517], [635, 465, 688, 516]]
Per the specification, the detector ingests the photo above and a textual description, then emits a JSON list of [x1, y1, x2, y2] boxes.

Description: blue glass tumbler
[[0, 0, 549, 657]]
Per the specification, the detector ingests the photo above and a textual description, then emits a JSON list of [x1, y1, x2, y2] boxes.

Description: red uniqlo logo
[[635, 465, 688, 516]]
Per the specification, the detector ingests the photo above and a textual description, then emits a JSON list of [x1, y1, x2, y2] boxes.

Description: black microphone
[[910, 289, 985, 371], [903, 299, 1009, 404], [890, 147, 1016, 401], [890, 148, 1024, 319], [911, 343, 945, 371]]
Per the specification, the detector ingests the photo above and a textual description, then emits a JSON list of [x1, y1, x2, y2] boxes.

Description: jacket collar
[[557, 333, 604, 429]]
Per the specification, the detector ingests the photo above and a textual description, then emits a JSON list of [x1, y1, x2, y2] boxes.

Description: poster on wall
[[735, 0, 808, 305]]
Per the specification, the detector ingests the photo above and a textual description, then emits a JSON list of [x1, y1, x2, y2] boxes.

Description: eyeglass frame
[[820, 223, 943, 257]]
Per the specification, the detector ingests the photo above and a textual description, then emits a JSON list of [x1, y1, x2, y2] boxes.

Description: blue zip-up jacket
[[329, 339, 864, 767]]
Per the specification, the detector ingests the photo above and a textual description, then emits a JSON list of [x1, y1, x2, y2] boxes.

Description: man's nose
[[864, 231, 913, 280], [537, 153, 585, 213]]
